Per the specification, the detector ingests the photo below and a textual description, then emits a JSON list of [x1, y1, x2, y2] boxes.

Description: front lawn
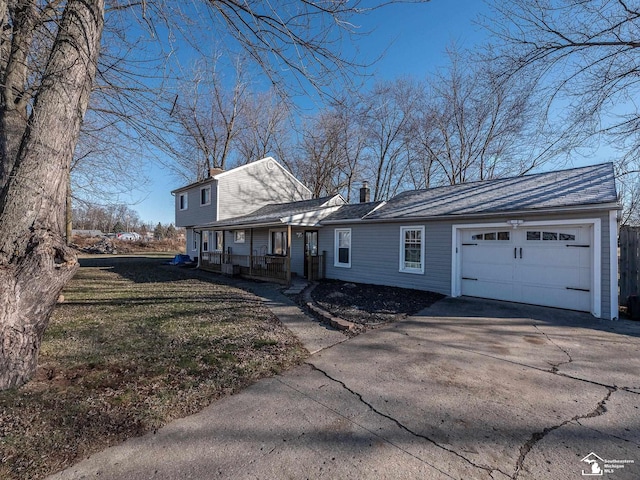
[[0, 257, 307, 480]]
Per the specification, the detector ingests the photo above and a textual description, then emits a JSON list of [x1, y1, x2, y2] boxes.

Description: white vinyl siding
[[216, 159, 310, 220], [400, 226, 425, 274], [334, 228, 351, 268]]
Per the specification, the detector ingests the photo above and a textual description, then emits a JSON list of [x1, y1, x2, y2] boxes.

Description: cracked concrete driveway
[[49, 296, 640, 480]]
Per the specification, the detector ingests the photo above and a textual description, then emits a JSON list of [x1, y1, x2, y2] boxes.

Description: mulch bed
[[309, 280, 444, 327]]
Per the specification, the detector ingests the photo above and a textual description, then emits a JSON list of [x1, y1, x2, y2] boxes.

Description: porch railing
[[199, 252, 290, 283]]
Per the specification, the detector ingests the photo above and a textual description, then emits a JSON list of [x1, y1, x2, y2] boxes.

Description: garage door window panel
[[526, 230, 576, 242], [471, 231, 511, 241]]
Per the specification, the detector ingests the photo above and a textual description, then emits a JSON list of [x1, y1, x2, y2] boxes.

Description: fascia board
[[321, 203, 621, 225]]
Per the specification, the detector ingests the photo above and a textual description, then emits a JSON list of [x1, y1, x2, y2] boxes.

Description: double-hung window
[[214, 231, 223, 252], [400, 226, 425, 274], [270, 230, 288, 256], [202, 231, 211, 252], [334, 228, 351, 268], [179, 193, 188, 211], [200, 186, 211, 206]]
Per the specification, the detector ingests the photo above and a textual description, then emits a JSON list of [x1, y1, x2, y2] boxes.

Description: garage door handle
[[566, 244, 590, 248], [566, 287, 590, 292], [514, 247, 517, 259], [520, 247, 522, 259], [462, 277, 478, 281]]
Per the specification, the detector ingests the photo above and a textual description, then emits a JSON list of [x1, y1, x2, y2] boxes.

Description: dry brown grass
[[0, 257, 307, 479], [71, 235, 185, 253]]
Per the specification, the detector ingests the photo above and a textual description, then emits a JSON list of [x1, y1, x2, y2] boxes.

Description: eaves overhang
[[194, 205, 342, 230], [320, 202, 622, 225]]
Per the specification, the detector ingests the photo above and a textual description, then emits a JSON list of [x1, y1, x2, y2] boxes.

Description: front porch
[[199, 252, 325, 284]]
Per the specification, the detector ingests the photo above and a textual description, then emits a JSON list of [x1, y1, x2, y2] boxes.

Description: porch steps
[[283, 277, 309, 295]]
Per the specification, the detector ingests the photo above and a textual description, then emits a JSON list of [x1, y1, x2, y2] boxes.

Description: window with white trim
[[270, 230, 288, 256], [334, 228, 351, 268], [234, 230, 245, 243], [400, 226, 425, 274], [202, 231, 215, 252], [192, 234, 197, 252], [215, 231, 223, 252], [200, 186, 211, 206], [179, 193, 188, 210]]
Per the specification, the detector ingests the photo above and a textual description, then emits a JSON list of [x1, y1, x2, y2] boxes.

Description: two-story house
[[172, 157, 311, 260], [173, 160, 620, 320]]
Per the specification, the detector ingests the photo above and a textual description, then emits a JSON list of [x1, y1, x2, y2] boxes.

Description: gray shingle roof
[[322, 201, 384, 221], [198, 195, 343, 228], [366, 163, 617, 220]]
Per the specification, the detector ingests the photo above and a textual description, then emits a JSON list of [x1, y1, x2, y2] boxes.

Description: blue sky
[[131, 1, 493, 225]]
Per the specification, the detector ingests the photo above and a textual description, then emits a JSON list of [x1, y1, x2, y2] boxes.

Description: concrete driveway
[[49, 296, 640, 480]]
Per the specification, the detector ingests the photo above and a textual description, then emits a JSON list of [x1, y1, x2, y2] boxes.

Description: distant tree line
[[72, 203, 178, 239]]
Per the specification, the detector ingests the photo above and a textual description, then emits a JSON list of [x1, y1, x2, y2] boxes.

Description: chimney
[[208, 167, 224, 178], [359, 181, 370, 203]]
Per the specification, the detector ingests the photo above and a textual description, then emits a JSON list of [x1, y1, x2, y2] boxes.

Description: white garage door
[[460, 225, 592, 311]]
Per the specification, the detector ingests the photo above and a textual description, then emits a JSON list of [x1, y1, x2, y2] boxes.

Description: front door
[[304, 230, 318, 279]]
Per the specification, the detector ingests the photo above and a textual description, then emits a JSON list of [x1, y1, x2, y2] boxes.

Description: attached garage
[[318, 163, 620, 320], [454, 220, 599, 314]]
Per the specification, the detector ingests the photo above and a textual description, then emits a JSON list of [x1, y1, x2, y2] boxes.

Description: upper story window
[[179, 193, 188, 211], [400, 226, 425, 274], [334, 228, 351, 268], [200, 186, 211, 206]]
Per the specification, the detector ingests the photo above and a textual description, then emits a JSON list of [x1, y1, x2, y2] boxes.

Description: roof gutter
[[320, 202, 622, 225]]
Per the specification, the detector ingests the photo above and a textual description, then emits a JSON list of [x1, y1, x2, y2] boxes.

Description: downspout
[[194, 229, 201, 268], [286, 225, 292, 285], [250, 228, 254, 276]]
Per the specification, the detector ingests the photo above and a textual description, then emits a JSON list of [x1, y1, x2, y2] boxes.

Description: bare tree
[[485, 0, 640, 218], [360, 78, 422, 201], [168, 56, 248, 179], [235, 89, 294, 166], [412, 48, 563, 187], [295, 110, 347, 198], [1, 0, 104, 389], [0, 0, 429, 390], [293, 96, 367, 200], [73, 203, 142, 232]]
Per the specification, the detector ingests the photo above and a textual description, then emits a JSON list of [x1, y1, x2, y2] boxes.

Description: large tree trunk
[[0, 0, 104, 390]]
